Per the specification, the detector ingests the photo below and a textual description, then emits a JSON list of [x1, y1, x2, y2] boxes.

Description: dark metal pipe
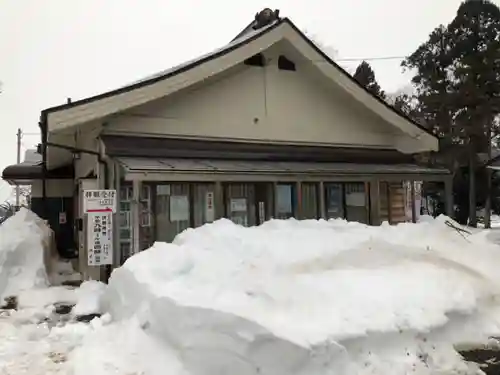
[[44, 141, 108, 187], [39, 120, 48, 219]]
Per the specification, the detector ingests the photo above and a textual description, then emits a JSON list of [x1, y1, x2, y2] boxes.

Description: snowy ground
[[3, 210, 500, 374]]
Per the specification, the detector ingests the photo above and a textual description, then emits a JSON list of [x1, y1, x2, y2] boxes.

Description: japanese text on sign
[[83, 189, 117, 213], [87, 212, 113, 266], [205, 192, 214, 222]]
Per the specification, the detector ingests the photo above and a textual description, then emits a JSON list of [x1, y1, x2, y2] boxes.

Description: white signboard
[[170, 195, 189, 222], [205, 192, 215, 222], [258, 201, 265, 224], [87, 212, 113, 266], [59, 212, 67, 224], [276, 185, 292, 213], [345, 192, 365, 207], [157, 185, 171, 196], [230, 198, 247, 212], [84, 190, 117, 213]]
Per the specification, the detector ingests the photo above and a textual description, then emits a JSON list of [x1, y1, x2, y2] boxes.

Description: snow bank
[[67, 316, 186, 375], [73, 280, 107, 316], [0, 208, 52, 301], [95, 216, 500, 374]]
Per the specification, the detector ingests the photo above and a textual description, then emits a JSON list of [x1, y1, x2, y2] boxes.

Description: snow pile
[[73, 280, 107, 316], [68, 316, 186, 375], [49, 260, 82, 286], [92, 216, 500, 374], [3, 214, 500, 374], [0, 208, 52, 300], [0, 310, 92, 375]]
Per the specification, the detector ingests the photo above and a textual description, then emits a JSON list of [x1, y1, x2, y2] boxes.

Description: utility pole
[[15, 128, 21, 209]]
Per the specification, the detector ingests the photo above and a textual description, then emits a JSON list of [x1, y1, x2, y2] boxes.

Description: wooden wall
[[379, 182, 407, 224]]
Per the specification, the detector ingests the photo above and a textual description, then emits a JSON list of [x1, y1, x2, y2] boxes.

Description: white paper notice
[[157, 185, 171, 196], [87, 212, 113, 266], [230, 198, 247, 212], [205, 192, 215, 222], [345, 192, 365, 207], [170, 195, 189, 222], [276, 185, 292, 213]]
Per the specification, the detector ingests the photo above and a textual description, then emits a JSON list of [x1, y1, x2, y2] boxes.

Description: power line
[[335, 55, 407, 62], [301, 55, 407, 63], [265, 54, 408, 65]]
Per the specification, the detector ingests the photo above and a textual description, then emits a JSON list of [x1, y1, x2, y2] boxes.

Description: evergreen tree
[[447, 0, 500, 226], [392, 93, 423, 125], [402, 25, 455, 141], [402, 0, 500, 226], [353, 61, 385, 99]]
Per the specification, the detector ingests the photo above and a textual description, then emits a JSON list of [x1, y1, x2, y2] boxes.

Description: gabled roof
[[40, 14, 438, 147], [123, 20, 281, 89], [41, 19, 280, 119]]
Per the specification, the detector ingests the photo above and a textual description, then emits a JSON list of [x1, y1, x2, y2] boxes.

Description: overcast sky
[[0, 0, 483, 200]]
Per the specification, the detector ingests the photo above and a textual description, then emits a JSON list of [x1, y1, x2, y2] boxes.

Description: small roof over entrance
[[2, 150, 73, 184], [117, 156, 450, 182]]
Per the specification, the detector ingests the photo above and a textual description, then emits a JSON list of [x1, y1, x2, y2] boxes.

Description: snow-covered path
[[0, 300, 181, 375], [0, 288, 88, 375]]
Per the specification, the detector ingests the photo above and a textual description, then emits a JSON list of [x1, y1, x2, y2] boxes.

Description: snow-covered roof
[[40, 10, 437, 147], [123, 20, 280, 88]]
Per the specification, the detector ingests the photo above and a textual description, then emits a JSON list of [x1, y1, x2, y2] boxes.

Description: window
[[244, 53, 265, 67], [139, 185, 153, 249], [276, 184, 295, 219], [225, 183, 256, 226], [344, 183, 368, 224], [119, 211, 130, 227], [322, 182, 369, 224], [118, 184, 153, 263], [119, 185, 133, 264], [155, 183, 191, 242], [278, 55, 296, 71], [325, 183, 344, 219], [301, 183, 318, 219]]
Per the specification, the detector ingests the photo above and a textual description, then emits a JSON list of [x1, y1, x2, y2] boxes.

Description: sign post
[[83, 190, 117, 214], [83, 190, 117, 267]]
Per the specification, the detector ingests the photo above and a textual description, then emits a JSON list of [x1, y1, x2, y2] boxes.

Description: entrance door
[[224, 183, 274, 226], [254, 182, 272, 225], [155, 183, 190, 243], [345, 182, 369, 224], [225, 183, 255, 226], [31, 194, 75, 259], [324, 183, 344, 219]]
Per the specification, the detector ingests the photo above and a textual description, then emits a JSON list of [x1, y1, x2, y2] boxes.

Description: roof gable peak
[[232, 8, 281, 42]]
